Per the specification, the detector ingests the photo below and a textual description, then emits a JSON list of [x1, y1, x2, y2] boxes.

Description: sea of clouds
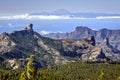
[[0, 14, 120, 20]]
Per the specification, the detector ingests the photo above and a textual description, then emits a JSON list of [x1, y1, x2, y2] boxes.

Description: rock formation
[[25, 23, 33, 31], [0, 24, 120, 70], [43, 26, 120, 50], [100, 38, 120, 61]]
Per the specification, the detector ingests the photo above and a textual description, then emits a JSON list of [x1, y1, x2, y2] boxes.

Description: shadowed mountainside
[[0, 24, 120, 70]]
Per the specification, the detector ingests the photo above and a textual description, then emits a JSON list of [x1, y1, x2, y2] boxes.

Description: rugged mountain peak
[[101, 37, 115, 50], [75, 26, 91, 32], [0, 32, 8, 40], [97, 48, 108, 60], [0, 24, 120, 70], [25, 23, 33, 31], [102, 37, 110, 46], [43, 26, 120, 50], [84, 36, 96, 46], [2, 32, 8, 36], [81, 47, 109, 61], [100, 38, 120, 61], [100, 28, 109, 31]]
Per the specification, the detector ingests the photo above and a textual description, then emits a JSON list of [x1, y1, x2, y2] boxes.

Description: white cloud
[[26, 15, 71, 20], [96, 16, 120, 19], [0, 15, 90, 20], [8, 23, 12, 27], [40, 30, 63, 35], [40, 30, 51, 35], [0, 14, 120, 20], [0, 14, 71, 20], [92, 29, 96, 31], [0, 14, 29, 20]]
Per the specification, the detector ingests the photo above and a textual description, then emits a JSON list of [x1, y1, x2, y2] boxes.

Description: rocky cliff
[[43, 26, 120, 50], [0, 24, 120, 70]]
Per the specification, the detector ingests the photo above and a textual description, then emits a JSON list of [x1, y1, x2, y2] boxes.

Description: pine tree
[[27, 55, 37, 80], [98, 68, 104, 80], [20, 71, 28, 80], [20, 55, 38, 80], [117, 76, 120, 80]]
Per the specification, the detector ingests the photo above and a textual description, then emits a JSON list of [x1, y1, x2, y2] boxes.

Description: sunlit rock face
[[0, 24, 120, 69]]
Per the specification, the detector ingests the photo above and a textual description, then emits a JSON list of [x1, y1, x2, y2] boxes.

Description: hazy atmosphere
[[0, 0, 120, 34], [0, 0, 120, 14], [0, 0, 120, 80]]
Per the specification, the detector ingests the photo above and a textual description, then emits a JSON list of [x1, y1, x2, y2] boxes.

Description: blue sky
[[0, 0, 120, 15], [0, 0, 120, 34]]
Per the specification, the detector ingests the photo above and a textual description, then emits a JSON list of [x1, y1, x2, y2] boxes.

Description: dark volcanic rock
[[96, 49, 110, 61]]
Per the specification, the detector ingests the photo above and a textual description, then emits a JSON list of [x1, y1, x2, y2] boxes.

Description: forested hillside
[[0, 61, 120, 80]]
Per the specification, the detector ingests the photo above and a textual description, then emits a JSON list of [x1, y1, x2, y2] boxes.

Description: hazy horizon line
[[0, 13, 120, 20]]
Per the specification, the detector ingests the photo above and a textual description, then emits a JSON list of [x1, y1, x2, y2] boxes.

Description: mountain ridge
[[43, 26, 120, 50], [0, 24, 120, 70]]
